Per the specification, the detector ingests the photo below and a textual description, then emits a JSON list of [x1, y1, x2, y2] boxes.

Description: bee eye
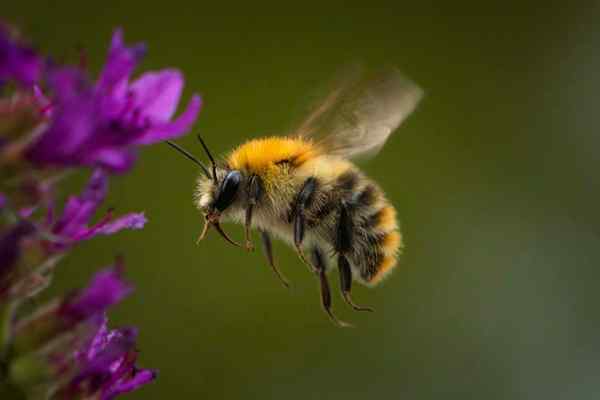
[[214, 170, 241, 212]]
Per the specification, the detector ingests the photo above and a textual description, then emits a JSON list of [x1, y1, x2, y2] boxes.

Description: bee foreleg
[[259, 230, 291, 288], [311, 247, 352, 328], [244, 175, 263, 251], [335, 201, 374, 312], [244, 205, 254, 251]]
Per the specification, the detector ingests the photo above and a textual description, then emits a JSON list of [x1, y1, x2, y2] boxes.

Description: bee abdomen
[[351, 184, 402, 286], [298, 168, 401, 286]]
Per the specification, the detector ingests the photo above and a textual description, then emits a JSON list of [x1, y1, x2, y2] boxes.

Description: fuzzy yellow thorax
[[226, 137, 319, 174]]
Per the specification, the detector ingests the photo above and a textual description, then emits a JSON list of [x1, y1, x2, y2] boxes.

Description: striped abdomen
[[305, 166, 402, 286], [346, 176, 401, 286]]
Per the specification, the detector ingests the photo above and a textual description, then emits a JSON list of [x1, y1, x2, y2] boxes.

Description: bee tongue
[[196, 213, 242, 248]]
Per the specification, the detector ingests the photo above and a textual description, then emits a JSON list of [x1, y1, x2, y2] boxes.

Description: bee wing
[[292, 65, 423, 160]]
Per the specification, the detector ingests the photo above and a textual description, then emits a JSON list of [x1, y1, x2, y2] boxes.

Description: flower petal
[[52, 169, 108, 238], [25, 68, 97, 166], [90, 148, 137, 173], [0, 26, 43, 86], [81, 169, 110, 202], [133, 94, 201, 145], [59, 266, 132, 323], [96, 212, 147, 235], [74, 212, 146, 242], [73, 326, 138, 390], [33, 85, 52, 117], [130, 69, 183, 122], [78, 314, 110, 362], [96, 29, 146, 93], [103, 368, 157, 400]]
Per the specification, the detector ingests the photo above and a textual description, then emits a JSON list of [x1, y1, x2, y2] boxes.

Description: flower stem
[[0, 300, 18, 372], [1, 301, 17, 348]]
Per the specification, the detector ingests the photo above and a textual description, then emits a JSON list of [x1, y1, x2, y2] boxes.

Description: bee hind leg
[[259, 230, 291, 288], [335, 201, 374, 312], [338, 255, 374, 312], [311, 247, 352, 328]]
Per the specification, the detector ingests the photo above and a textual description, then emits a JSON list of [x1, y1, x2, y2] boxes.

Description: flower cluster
[[10, 265, 156, 400], [25, 29, 201, 172], [0, 25, 200, 398]]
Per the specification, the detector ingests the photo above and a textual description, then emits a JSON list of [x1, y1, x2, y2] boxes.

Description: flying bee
[[166, 66, 423, 326]]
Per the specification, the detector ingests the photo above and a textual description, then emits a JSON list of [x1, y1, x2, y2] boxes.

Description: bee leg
[[336, 201, 374, 312], [338, 255, 374, 312], [311, 247, 352, 328], [293, 211, 316, 273], [196, 215, 210, 244], [244, 175, 263, 251], [244, 205, 255, 251], [260, 230, 291, 288], [291, 178, 319, 274]]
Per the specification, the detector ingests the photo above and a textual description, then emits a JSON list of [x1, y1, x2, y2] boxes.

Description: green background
[[5, 2, 600, 399]]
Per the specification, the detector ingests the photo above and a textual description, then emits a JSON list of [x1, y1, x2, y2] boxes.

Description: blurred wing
[[292, 65, 423, 160]]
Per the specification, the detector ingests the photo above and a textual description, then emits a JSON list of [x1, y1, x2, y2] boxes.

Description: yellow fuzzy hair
[[227, 137, 319, 173], [369, 255, 397, 285]]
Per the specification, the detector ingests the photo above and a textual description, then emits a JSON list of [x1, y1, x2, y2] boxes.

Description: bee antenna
[[165, 140, 211, 179], [197, 134, 218, 183]]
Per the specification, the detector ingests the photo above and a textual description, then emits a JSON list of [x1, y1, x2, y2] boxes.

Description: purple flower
[[0, 26, 43, 86], [13, 266, 154, 399], [70, 316, 157, 399], [59, 266, 132, 323], [25, 29, 201, 172], [1, 25, 161, 399], [56, 265, 154, 399], [48, 169, 146, 250]]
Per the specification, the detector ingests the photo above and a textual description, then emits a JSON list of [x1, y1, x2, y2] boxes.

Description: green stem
[[0, 300, 19, 389], [0, 300, 18, 360]]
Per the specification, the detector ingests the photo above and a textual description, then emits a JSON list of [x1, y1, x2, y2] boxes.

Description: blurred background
[[4, 1, 600, 399]]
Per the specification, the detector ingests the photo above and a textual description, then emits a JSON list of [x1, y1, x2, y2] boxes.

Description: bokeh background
[[4, 2, 600, 399]]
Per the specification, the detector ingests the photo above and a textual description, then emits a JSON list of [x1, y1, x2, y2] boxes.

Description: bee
[[166, 66, 423, 326]]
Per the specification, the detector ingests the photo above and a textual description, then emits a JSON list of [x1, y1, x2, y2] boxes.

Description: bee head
[[211, 170, 242, 213], [165, 135, 244, 248], [196, 166, 243, 216]]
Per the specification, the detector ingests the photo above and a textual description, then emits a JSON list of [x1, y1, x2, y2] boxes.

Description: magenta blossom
[[59, 266, 133, 324], [48, 169, 146, 250], [71, 315, 156, 400], [26, 29, 201, 172], [0, 26, 43, 86], [45, 265, 155, 399], [1, 25, 164, 399], [60, 266, 155, 399]]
